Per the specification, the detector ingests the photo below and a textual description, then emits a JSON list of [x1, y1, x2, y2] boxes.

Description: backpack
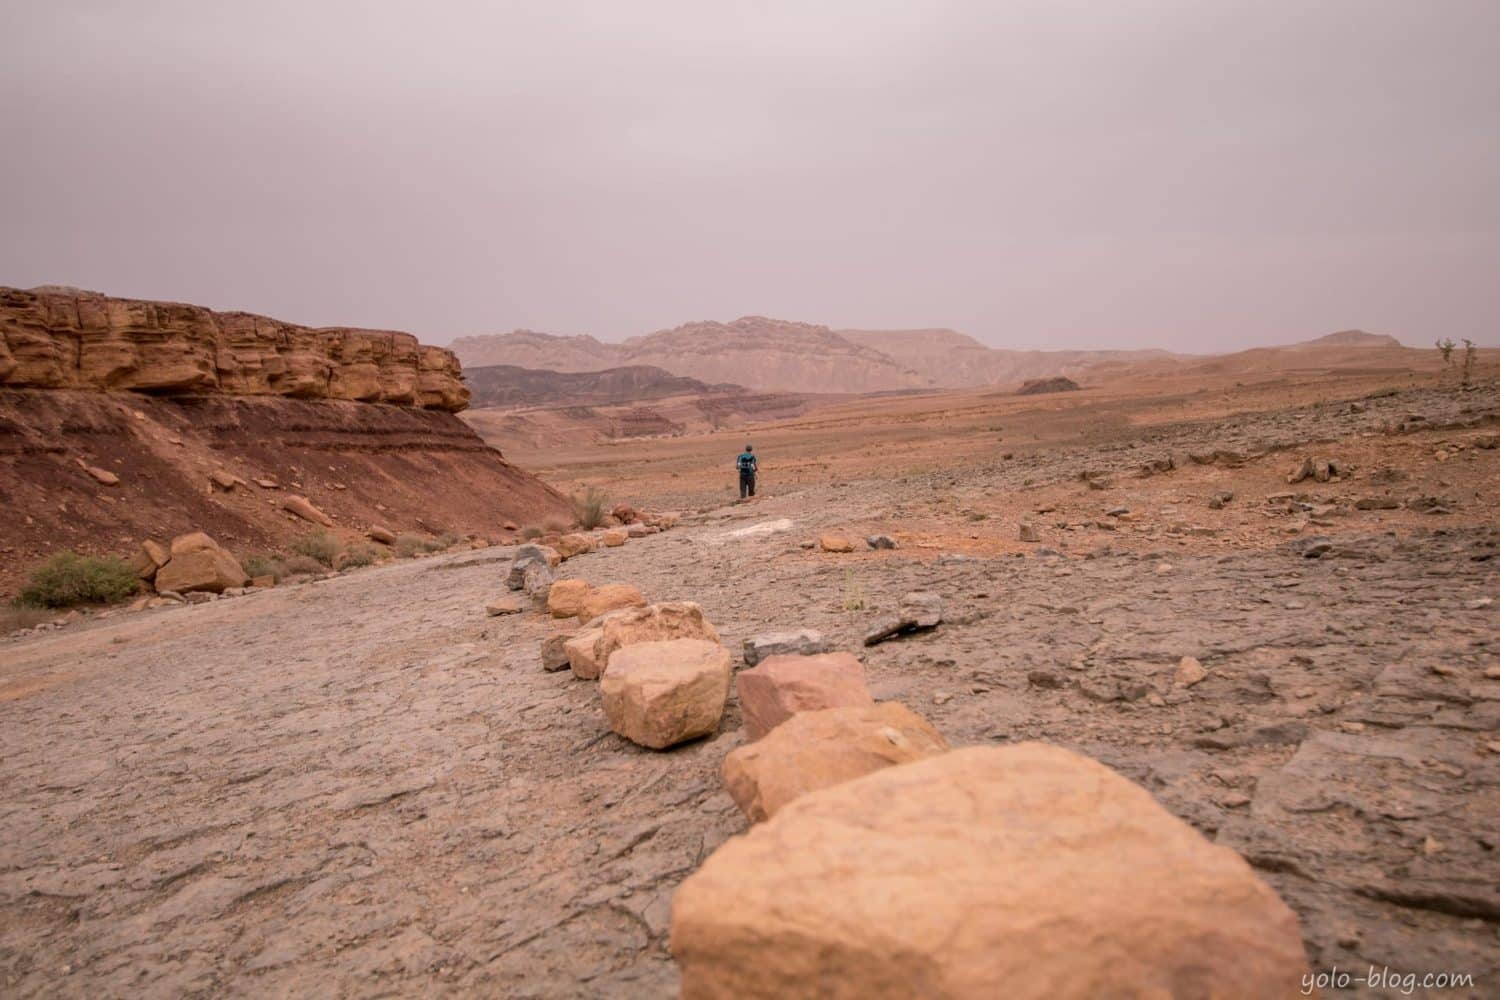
[[737, 453, 755, 472]]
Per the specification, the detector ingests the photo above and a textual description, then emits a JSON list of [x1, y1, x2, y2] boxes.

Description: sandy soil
[[2, 375, 1497, 997]]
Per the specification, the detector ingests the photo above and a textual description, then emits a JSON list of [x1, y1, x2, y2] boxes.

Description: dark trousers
[[739, 471, 756, 498]]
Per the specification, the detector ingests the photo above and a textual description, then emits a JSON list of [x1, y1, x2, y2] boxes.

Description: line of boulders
[[493, 524, 1312, 996], [124, 531, 264, 607]]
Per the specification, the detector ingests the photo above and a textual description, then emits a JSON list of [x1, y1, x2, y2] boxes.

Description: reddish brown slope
[[0, 389, 570, 597]]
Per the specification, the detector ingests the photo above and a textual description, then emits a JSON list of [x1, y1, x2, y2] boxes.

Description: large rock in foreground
[[672, 744, 1308, 999], [154, 531, 249, 595], [600, 639, 731, 749], [736, 652, 874, 740], [723, 702, 947, 821]]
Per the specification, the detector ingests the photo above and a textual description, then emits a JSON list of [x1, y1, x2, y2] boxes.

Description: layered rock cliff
[[0, 287, 469, 411]]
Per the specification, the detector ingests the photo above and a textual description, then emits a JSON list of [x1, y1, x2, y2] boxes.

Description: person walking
[[736, 444, 758, 499]]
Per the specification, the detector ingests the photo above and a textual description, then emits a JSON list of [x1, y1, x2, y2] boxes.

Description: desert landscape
[[5, 2, 1498, 996], [2, 286, 1496, 996]]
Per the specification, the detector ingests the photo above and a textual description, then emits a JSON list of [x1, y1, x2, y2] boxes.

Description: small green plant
[[434, 532, 463, 550], [1460, 339, 1477, 387], [840, 571, 867, 612], [1436, 337, 1456, 366], [519, 525, 544, 541], [395, 532, 428, 558], [17, 552, 140, 608], [572, 487, 610, 530], [290, 531, 341, 567], [337, 543, 379, 569], [542, 516, 571, 535]]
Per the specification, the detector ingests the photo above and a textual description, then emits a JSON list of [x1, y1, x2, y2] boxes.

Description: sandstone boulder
[[209, 469, 239, 491], [737, 652, 874, 740], [722, 702, 948, 821], [547, 579, 594, 619], [282, 495, 334, 527], [250, 575, 275, 589], [602, 528, 628, 547], [600, 639, 732, 749], [599, 601, 720, 665], [83, 465, 120, 486], [154, 532, 249, 595], [141, 539, 170, 569], [672, 744, 1308, 999], [540, 632, 573, 672], [368, 526, 397, 545], [565, 627, 609, 680], [578, 583, 646, 622], [819, 534, 855, 553], [555, 533, 596, 559], [612, 503, 638, 524], [742, 628, 833, 667]]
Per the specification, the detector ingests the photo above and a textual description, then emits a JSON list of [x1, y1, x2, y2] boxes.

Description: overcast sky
[[3, 1, 1496, 350]]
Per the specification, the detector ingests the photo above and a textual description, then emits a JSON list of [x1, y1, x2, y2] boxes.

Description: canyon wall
[[0, 287, 469, 411]]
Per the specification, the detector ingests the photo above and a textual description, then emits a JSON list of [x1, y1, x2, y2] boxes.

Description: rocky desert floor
[[2, 377, 1498, 997]]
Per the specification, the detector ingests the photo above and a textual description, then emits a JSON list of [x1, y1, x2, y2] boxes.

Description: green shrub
[[519, 525, 543, 541], [543, 516, 571, 535], [338, 544, 378, 569], [572, 487, 609, 530], [290, 531, 341, 567], [18, 552, 140, 608], [434, 532, 462, 550], [282, 554, 327, 576]]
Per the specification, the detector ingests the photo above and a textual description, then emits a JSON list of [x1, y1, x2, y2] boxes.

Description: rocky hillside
[[0, 289, 573, 594], [2, 287, 470, 411], [465, 363, 738, 410], [452, 318, 932, 395]]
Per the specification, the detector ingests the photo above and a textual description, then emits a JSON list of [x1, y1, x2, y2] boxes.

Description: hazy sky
[[3, 1, 1497, 351]]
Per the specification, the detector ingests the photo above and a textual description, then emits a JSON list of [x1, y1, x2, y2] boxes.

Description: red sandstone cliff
[[0, 287, 469, 411]]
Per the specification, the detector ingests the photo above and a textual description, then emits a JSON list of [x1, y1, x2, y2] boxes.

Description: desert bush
[[241, 554, 288, 582], [18, 552, 140, 608], [519, 525, 543, 541], [338, 544, 379, 569], [282, 554, 327, 576], [0, 604, 63, 632], [290, 531, 342, 567], [434, 532, 463, 550], [542, 516, 571, 535], [395, 532, 428, 558], [572, 487, 609, 530]]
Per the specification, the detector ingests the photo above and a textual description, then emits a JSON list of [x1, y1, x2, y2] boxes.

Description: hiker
[[736, 444, 758, 499]]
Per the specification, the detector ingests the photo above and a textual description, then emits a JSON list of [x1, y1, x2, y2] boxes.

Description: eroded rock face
[[0, 287, 468, 411], [722, 702, 948, 821], [672, 744, 1308, 999]]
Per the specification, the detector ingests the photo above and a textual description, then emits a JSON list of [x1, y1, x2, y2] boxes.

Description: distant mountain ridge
[[453, 317, 931, 394], [450, 320, 1416, 395]]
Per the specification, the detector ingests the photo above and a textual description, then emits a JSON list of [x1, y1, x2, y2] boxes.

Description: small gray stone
[[742, 629, 834, 667], [866, 534, 898, 550]]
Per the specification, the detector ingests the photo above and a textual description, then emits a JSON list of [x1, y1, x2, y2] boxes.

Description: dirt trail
[[2, 382, 1498, 997]]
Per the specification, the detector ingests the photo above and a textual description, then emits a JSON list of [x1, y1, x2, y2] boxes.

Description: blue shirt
[[736, 452, 758, 473]]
